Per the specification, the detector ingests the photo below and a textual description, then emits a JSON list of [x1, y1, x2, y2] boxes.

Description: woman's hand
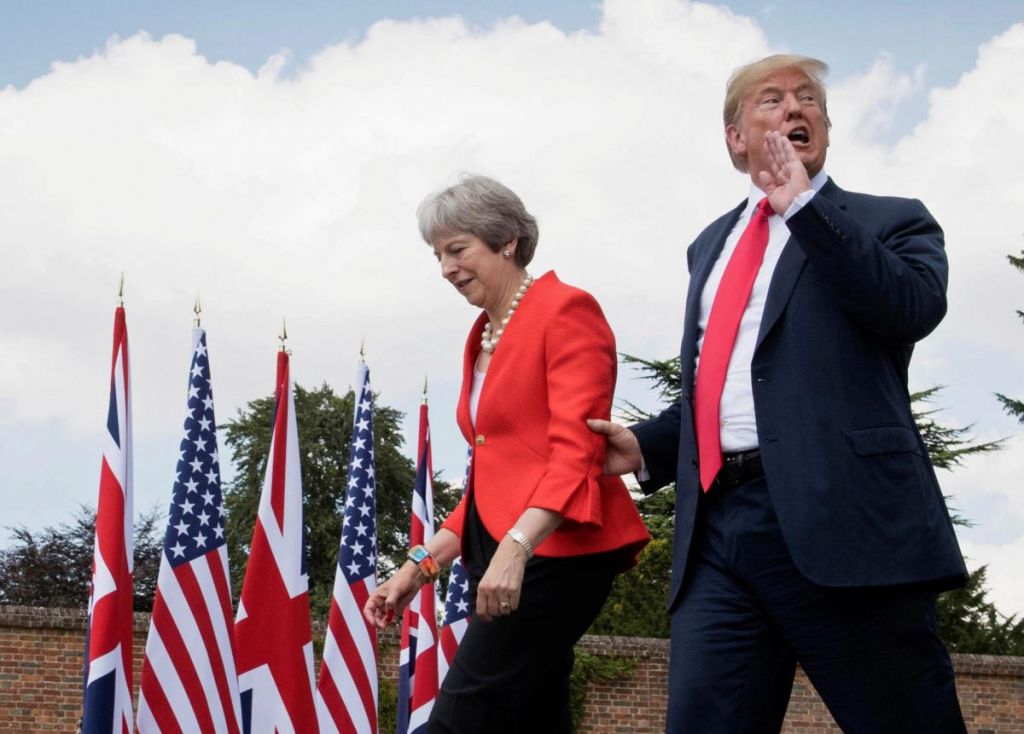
[[362, 562, 424, 629], [476, 537, 528, 622]]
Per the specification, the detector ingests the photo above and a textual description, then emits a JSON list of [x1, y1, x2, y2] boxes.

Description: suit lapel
[[755, 179, 845, 350]]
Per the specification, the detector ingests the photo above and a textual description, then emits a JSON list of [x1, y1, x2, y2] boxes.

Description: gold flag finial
[[359, 338, 366, 363], [117, 272, 125, 307], [193, 294, 202, 327], [279, 318, 288, 352], [423, 374, 429, 404]]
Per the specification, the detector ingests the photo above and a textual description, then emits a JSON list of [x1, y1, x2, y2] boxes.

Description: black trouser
[[428, 504, 617, 734], [667, 475, 966, 734]]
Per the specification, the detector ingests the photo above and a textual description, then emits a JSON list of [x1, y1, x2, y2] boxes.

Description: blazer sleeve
[[524, 291, 617, 527], [440, 492, 467, 538], [786, 194, 948, 343]]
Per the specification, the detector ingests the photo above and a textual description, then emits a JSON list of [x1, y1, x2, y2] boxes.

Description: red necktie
[[694, 197, 774, 491]]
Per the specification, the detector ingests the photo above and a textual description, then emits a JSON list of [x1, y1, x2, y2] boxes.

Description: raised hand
[[587, 419, 643, 475], [757, 130, 811, 215]]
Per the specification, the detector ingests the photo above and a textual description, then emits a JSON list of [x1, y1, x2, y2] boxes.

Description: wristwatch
[[408, 544, 441, 582]]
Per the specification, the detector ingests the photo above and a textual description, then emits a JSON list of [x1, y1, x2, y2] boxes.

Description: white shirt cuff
[[783, 189, 816, 221], [636, 456, 650, 483]]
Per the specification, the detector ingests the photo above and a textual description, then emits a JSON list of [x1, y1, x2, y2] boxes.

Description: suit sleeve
[[630, 403, 682, 494], [786, 194, 948, 342], [524, 291, 618, 527]]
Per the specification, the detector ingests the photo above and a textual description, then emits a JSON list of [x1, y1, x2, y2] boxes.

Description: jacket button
[[691, 458, 698, 468], [475, 434, 485, 446]]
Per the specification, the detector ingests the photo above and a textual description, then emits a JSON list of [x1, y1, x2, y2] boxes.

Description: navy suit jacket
[[633, 179, 967, 611]]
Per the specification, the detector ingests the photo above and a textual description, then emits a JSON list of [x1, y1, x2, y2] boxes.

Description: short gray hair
[[723, 54, 831, 172], [417, 175, 539, 267]]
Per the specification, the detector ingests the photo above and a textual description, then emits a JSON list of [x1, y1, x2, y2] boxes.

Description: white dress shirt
[[693, 170, 828, 452]]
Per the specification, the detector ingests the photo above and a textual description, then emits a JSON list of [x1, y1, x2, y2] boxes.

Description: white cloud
[[0, 3, 1021, 612]]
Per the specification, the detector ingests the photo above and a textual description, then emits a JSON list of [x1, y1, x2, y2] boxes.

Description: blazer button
[[475, 434, 485, 446]]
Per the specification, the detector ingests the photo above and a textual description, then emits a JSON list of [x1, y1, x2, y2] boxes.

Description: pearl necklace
[[481, 273, 534, 354]]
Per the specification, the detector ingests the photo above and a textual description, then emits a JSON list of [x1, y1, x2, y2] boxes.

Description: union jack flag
[[137, 328, 243, 733], [316, 361, 379, 733], [81, 304, 134, 734], [235, 350, 318, 733], [438, 447, 473, 683], [397, 402, 440, 734]]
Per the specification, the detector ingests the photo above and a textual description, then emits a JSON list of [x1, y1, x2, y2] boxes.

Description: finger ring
[[499, 601, 510, 610]]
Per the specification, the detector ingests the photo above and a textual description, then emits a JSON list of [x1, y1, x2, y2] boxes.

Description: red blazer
[[441, 271, 650, 566]]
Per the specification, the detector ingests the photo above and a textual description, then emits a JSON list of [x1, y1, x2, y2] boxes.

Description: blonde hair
[[723, 54, 831, 172]]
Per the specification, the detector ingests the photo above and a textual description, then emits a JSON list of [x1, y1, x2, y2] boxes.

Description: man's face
[[726, 67, 830, 181]]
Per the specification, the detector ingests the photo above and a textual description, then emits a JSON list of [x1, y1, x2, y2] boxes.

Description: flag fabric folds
[[82, 305, 134, 734], [397, 403, 440, 734], [137, 328, 243, 733], [235, 350, 318, 733], [438, 447, 473, 685], [316, 362, 379, 733]]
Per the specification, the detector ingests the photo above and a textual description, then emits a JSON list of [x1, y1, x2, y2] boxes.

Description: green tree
[[0, 505, 163, 611], [592, 354, 1024, 656], [222, 381, 460, 617], [995, 249, 1024, 423]]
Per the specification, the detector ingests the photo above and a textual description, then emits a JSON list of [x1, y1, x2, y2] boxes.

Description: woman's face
[[432, 232, 513, 311]]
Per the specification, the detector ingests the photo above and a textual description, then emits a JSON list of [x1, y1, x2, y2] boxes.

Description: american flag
[[81, 304, 134, 734], [235, 350, 318, 733], [316, 362, 379, 733], [437, 447, 473, 683], [397, 402, 440, 734], [137, 328, 243, 733]]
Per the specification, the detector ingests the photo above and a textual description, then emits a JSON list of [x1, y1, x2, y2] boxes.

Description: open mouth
[[786, 128, 810, 145]]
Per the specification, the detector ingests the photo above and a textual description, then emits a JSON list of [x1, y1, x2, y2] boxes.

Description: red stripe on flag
[[139, 656, 183, 734], [316, 654, 357, 732], [204, 552, 242, 733], [89, 456, 133, 669], [269, 351, 290, 533], [329, 583, 378, 731], [174, 558, 240, 733], [151, 594, 217, 733], [440, 626, 459, 665]]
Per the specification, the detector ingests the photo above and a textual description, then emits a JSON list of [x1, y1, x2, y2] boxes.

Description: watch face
[[409, 546, 429, 563]]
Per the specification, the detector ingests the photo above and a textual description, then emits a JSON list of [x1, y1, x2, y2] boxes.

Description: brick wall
[[3, 605, 1022, 733]]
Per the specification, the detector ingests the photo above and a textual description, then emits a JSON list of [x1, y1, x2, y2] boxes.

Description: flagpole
[[117, 272, 125, 307], [279, 317, 288, 352], [423, 375, 428, 405], [193, 294, 202, 327]]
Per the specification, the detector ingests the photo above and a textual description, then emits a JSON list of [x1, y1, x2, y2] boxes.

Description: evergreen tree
[[995, 249, 1024, 423], [221, 381, 460, 617]]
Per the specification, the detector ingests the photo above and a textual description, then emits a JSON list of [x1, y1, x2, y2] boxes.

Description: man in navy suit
[[589, 54, 967, 732]]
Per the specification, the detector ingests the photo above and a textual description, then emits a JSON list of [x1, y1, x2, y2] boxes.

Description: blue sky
[[4, 1, 1021, 91], [1, 1, 1022, 614], [2, 1, 1020, 148]]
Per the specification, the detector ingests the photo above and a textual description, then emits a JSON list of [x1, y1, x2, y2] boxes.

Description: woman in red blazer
[[364, 175, 649, 733]]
